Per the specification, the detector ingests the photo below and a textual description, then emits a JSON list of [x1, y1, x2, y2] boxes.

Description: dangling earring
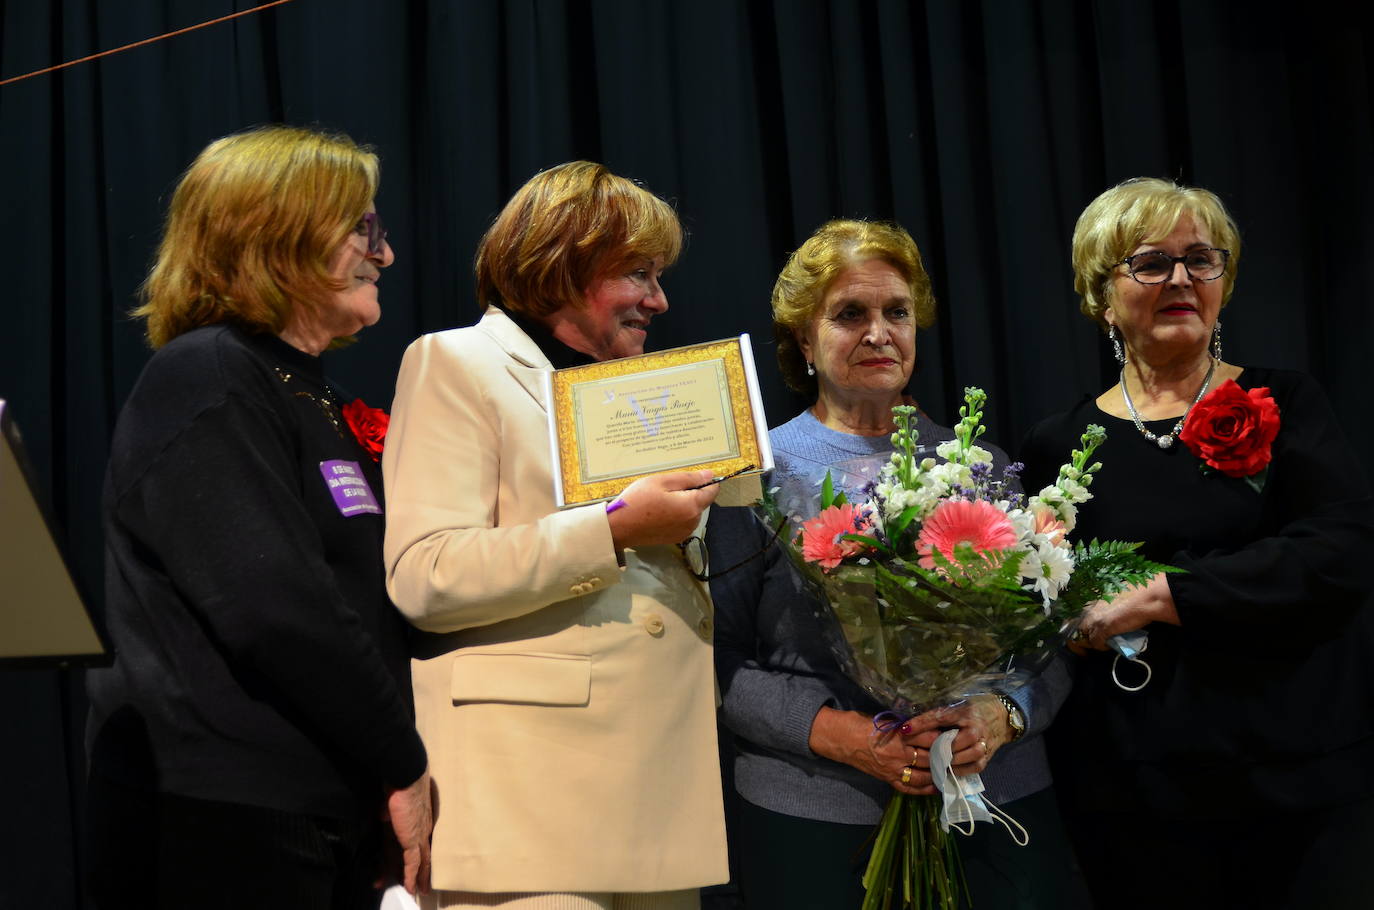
[[1211, 320, 1222, 361], [806, 361, 816, 377], [1109, 325, 1125, 365]]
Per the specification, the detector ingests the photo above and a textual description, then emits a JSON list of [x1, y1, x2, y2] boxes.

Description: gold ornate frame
[[548, 336, 768, 507]]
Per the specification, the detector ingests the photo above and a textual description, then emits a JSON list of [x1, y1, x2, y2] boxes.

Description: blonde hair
[[771, 220, 936, 394], [136, 125, 379, 348], [474, 161, 682, 318], [1073, 177, 1242, 330]]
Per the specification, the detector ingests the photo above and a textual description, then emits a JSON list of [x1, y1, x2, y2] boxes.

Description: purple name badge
[[319, 460, 382, 517]]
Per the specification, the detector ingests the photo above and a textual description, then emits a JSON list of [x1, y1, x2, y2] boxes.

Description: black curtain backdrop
[[3, 1, 1373, 904]]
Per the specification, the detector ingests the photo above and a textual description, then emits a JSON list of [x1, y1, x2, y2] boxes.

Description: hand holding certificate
[[546, 335, 773, 508], [601, 468, 721, 551]]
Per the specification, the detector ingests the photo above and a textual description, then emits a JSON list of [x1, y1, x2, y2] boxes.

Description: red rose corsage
[[1178, 379, 1279, 492], [341, 398, 389, 462]]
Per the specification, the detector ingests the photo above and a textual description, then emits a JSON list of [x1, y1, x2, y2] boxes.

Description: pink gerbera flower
[[801, 503, 873, 570], [916, 499, 1018, 569]]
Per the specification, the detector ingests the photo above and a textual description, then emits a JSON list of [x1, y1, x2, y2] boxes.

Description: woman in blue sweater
[[705, 220, 1085, 909]]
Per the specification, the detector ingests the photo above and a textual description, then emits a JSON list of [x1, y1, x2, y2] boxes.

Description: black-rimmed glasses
[[355, 212, 388, 256], [1120, 247, 1229, 285], [679, 516, 788, 582]]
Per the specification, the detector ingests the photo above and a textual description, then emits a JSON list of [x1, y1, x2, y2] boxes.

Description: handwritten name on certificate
[[546, 336, 773, 507], [577, 360, 732, 479]]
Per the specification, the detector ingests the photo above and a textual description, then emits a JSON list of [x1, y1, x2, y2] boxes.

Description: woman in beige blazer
[[382, 161, 728, 910]]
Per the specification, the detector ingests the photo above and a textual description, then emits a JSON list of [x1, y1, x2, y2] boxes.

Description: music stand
[[0, 400, 109, 668]]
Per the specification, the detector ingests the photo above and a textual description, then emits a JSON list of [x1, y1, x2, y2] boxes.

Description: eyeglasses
[[1119, 247, 1229, 285], [354, 212, 388, 256], [678, 516, 788, 582]]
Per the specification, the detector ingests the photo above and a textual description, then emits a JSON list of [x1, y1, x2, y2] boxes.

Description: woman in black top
[[1021, 177, 1374, 909], [86, 125, 431, 909]]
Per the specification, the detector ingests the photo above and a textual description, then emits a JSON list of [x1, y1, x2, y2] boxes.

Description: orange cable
[[0, 0, 296, 88]]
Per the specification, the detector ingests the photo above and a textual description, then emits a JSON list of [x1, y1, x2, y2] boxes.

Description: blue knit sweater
[[706, 409, 1069, 823]]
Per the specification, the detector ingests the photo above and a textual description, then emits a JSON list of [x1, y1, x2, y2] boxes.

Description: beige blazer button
[[643, 613, 666, 636], [588, 576, 602, 586], [697, 616, 713, 637], [570, 582, 588, 596]]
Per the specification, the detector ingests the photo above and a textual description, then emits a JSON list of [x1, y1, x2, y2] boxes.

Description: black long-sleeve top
[[87, 325, 426, 821], [1020, 367, 1374, 818]]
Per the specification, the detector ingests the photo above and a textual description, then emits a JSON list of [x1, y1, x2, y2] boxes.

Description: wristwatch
[[995, 692, 1026, 742]]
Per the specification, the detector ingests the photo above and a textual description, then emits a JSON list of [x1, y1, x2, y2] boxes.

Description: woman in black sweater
[[86, 125, 430, 909], [1021, 178, 1374, 909]]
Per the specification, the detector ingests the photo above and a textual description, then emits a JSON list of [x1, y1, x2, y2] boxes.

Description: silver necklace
[[1119, 357, 1217, 449]]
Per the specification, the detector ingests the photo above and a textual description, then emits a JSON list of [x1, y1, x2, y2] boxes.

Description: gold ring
[[900, 766, 913, 784], [912, 748, 920, 764]]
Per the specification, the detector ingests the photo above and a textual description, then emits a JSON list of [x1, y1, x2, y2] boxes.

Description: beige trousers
[[420, 891, 699, 910]]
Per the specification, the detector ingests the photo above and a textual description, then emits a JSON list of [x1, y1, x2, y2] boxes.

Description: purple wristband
[[605, 497, 627, 514]]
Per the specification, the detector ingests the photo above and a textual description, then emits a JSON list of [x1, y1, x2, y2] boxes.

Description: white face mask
[[1109, 631, 1153, 691], [1110, 630, 1148, 660], [930, 729, 1028, 845]]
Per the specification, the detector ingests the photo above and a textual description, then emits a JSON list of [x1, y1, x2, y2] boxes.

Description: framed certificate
[[546, 335, 773, 507]]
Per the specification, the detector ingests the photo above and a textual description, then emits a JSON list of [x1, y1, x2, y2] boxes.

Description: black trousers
[[85, 775, 385, 910], [1066, 793, 1374, 910], [732, 787, 1090, 910]]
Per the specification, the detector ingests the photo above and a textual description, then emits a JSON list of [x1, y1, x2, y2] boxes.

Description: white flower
[[928, 461, 970, 489], [1058, 477, 1090, 503], [1007, 507, 1036, 543], [1058, 501, 1078, 533], [933, 440, 994, 467], [909, 483, 946, 517], [881, 485, 921, 522], [1021, 541, 1075, 610], [965, 445, 994, 466]]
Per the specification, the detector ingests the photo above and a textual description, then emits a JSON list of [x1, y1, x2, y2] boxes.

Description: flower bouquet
[[757, 388, 1177, 910]]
